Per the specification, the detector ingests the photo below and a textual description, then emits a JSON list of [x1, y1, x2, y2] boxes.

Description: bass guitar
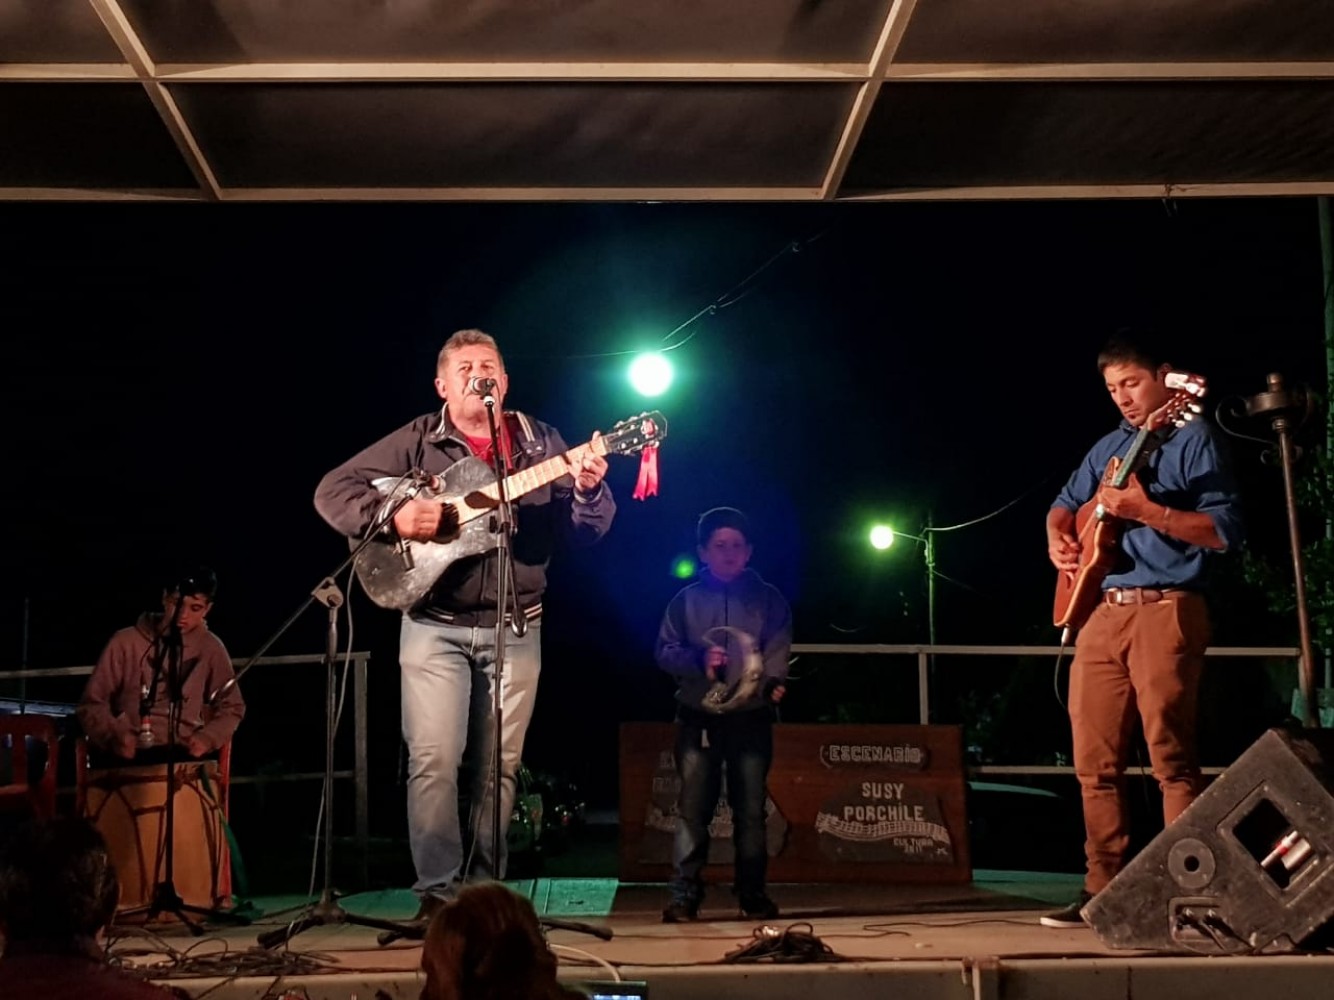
[[354, 411, 666, 611], [1052, 372, 1206, 633]]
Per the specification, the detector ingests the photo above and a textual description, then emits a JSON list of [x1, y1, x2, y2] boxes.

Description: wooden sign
[[618, 722, 970, 883]]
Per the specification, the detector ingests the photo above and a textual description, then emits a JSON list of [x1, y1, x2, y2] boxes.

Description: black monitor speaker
[[1085, 727, 1334, 954]]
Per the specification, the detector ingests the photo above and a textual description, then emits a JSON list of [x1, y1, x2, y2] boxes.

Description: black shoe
[[414, 894, 448, 924], [1039, 891, 1093, 928], [739, 894, 779, 920], [662, 899, 699, 923]]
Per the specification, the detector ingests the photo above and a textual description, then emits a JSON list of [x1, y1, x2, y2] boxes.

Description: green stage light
[[628, 352, 673, 397], [671, 555, 697, 579], [869, 524, 896, 550]]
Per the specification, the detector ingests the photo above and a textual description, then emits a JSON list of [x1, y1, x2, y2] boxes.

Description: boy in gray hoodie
[[77, 567, 244, 763], [655, 507, 792, 922]]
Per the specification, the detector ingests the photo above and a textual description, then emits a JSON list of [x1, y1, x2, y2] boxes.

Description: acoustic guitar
[[353, 411, 666, 611], [1052, 372, 1206, 633]]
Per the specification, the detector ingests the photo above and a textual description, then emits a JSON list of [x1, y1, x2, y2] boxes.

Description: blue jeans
[[671, 707, 773, 904], [399, 615, 541, 899]]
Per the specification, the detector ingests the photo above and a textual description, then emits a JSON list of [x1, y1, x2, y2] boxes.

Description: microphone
[[467, 376, 498, 396]]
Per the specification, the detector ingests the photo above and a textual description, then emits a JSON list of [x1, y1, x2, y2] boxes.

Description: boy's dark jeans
[[670, 706, 774, 905]]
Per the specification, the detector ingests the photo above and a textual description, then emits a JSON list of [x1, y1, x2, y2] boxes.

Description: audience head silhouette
[[0, 818, 196, 999], [0, 816, 119, 950], [419, 881, 587, 1000]]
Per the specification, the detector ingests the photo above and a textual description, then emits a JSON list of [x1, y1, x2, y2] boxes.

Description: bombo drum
[[85, 760, 230, 915]]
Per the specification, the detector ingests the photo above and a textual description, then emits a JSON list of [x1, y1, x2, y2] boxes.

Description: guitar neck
[[475, 440, 603, 505], [1111, 428, 1157, 487]]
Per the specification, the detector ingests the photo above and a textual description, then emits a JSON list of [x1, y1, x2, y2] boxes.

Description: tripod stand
[[208, 473, 430, 949], [255, 577, 415, 948], [116, 611, 250, 935]]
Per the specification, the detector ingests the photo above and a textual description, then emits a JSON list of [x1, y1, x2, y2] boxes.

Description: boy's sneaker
[[662, 899, 699, 923], [739, 893, 779, 920], [1039, 891, 1093, 928]]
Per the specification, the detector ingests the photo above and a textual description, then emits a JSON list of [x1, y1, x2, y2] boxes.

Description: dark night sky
[[1, 198, 1327, 809]]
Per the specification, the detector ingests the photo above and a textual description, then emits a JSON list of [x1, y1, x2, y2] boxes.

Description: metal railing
[[0, 652, 372, 881], [0, 642, 1305, 863], [791, 642, 1303, 776]]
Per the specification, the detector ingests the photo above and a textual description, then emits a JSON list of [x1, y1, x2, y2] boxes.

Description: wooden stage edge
[[110, 878, 1334, 1000]]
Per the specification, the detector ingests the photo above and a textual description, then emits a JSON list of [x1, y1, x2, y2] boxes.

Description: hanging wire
[[656, 303, 719, 354], [560, 230, 829, 360], [662, 235, 823, 348], [925, 473, 1059, 534]]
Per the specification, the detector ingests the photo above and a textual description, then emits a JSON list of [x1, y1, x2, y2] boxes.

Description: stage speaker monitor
[[1084, 727, 1334, 954]]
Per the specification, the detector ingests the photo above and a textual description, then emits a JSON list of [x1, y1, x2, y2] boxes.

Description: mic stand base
[[116, 880, 253, 938], [375, 918, 426, 946], [257, 889, 418, 949], [540, 916, 614, 941], [373, 915, 616, 948]]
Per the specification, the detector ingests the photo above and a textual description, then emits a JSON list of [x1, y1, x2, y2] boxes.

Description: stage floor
[[105, 872, 1334, 1000]]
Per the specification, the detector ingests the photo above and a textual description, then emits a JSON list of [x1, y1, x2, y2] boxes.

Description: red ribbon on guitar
[[631, 416, 662, 500], [632, 445, 659, 500]]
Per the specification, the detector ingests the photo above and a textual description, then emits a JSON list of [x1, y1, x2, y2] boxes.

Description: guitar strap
[[424, 406, 542, 464], [1128, 426, 1173, 475], [509, 410, 543, 461]]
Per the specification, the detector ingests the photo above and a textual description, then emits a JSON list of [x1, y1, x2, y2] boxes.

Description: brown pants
[[1068, 592, 1211, 893]]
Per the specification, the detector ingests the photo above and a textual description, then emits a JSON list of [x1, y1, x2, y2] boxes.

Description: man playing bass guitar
[[1041, 332, 1243, 928]]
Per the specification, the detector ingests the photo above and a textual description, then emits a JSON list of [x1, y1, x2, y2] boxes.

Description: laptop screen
[[575, 980, 649, 999]]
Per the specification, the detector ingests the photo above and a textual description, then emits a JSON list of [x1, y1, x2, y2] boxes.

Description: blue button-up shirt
[[1051, 417, 1244, 590]]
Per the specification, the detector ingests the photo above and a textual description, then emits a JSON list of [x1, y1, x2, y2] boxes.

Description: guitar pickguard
[[353, 457, 509, 612]]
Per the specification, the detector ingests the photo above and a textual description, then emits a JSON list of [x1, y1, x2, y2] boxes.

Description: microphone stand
[[256, 576, 416, 949], [381, 394, 573, 949], [212, 475, 426, 704], [1244, 372, 1320, 727], [204, 476, 429, 949], [374, 391, 521, 946], [480, 386, 527, 889], [475, 397, 614, 945], [120, 603, 247, 934]]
